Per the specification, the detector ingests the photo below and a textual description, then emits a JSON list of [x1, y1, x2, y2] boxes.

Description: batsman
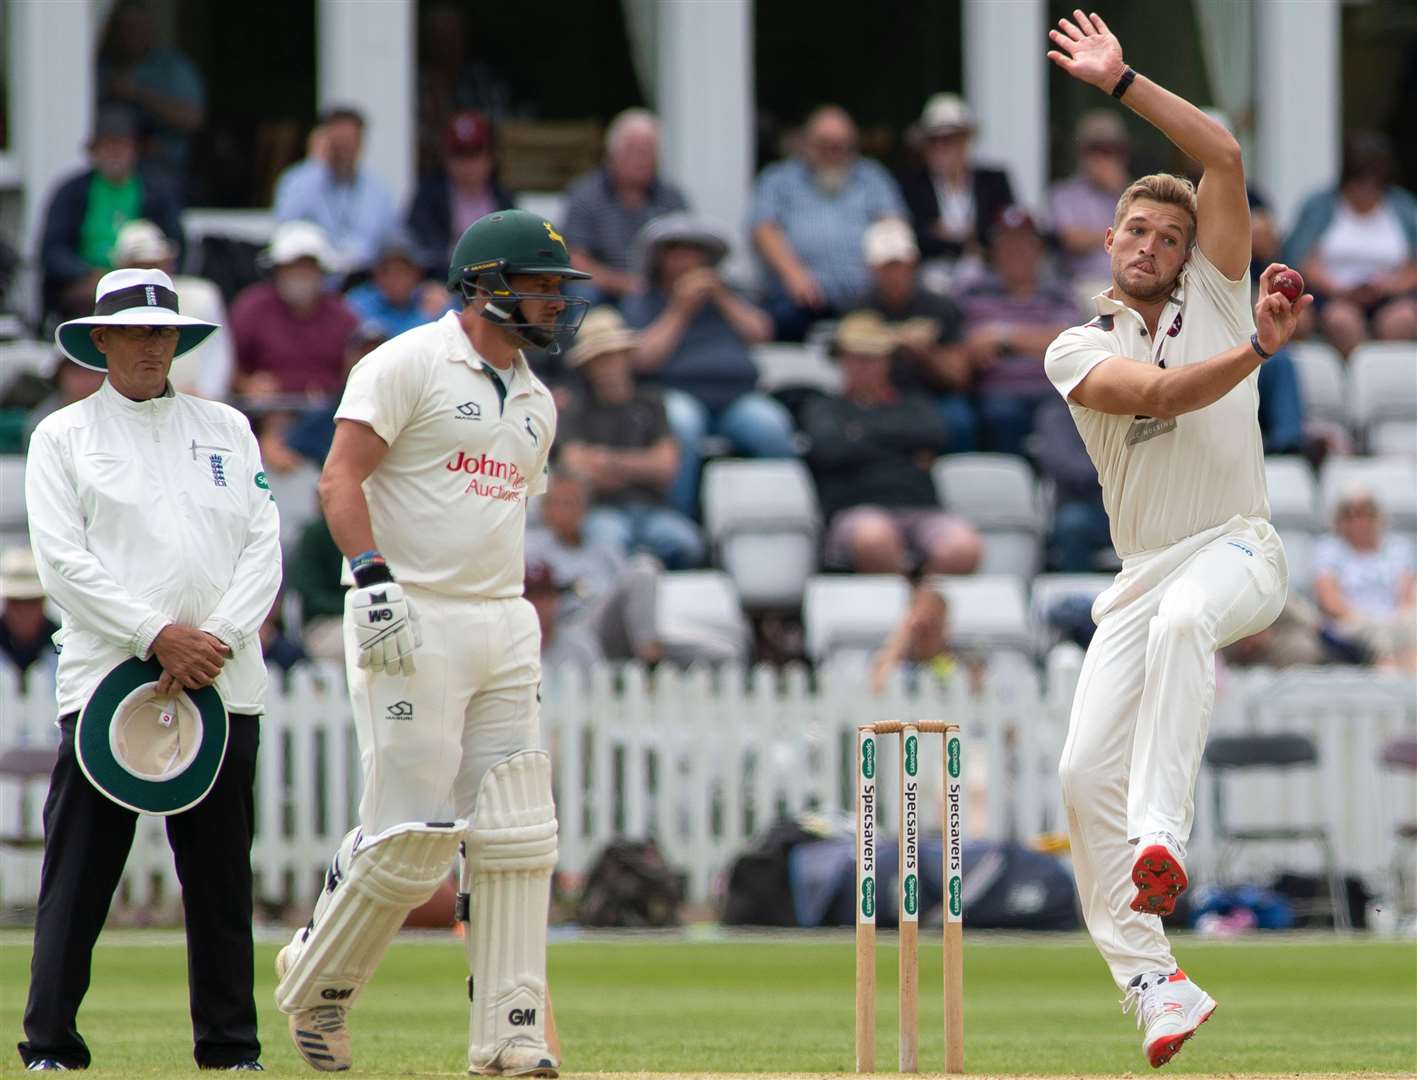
[[274, 210, 589, 1077]]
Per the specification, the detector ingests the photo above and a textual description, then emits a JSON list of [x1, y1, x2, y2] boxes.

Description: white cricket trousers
[[1058, 514, 1287, 988], [343, 586, 543, 835]]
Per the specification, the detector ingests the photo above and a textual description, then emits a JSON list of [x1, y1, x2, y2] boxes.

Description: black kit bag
[[576, 839, 688, 927]]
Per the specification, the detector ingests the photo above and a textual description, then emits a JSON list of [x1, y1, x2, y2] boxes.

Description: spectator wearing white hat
[[559, 307, 705, 568], [229, 220, 358, 401], [0, 546, 58, 693], [113, 218, 233, 400], [898, 93, 1016, 270], [853, 218, 977, 453], [1048, 109, 1133, 286], [273, 105, 398, 275]]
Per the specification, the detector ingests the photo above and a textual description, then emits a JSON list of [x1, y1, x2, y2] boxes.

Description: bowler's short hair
[[1112, 173, 1198, 247]]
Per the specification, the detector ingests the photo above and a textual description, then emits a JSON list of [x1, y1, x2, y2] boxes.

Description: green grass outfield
[[1, 928, 1414, 1077]]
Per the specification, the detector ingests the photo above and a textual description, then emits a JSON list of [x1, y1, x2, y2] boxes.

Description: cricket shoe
[[276, 944, 352, 1072], [469, 1041, 559, 1078], [1122, 968, 1218, 1068], [1131, 831, 1188, 916]]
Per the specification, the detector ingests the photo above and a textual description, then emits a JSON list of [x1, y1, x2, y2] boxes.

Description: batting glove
[[350, 581, 422, 676]]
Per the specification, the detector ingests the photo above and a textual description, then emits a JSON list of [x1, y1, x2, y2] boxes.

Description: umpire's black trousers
[[18, 711, 261, 1070]]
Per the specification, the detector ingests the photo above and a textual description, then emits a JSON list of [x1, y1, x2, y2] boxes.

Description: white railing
[[2, 660, 1414, 911]]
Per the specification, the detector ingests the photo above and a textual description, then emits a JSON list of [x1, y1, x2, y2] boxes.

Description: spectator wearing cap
[[559, 307, 704, 569], [1313, 485, 1416, 671], [96, 1, 205, 190], [273, 105, 399, 275], [344, 229, 453, 339], [408, 110, 517, 269], [39, 104, 184, 325], [853, 218, 977, 453], [229, 221, 358, 401], [524, 558, 604, 669], [751, 105, 908, 341], [802, 312, 982, 575], [0, 547, 59, 693], [113, 218, 232, 400], [1048, 110, 1132, 286], [526, 469, 667, 665], [564, 109, 689, 304], [898, 93, 1016, 271], [958, 207, 1082, 456], [622, 213, 795, 518]]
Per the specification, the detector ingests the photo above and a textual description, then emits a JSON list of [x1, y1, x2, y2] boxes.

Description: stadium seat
[[263, 463, 321, 553], [1277, 529, 1316, 593], [1264, 456, 1320, 532], [0, 340, 53, 395], [1318, 456, 1417, 531], [1288, 341, 1347, 429], [752, 342, 841, 395], [515, 191, 568, 229], [0, 455, 25, 535], [654, 571, 753, 664], [701, 459, 821, 609], [1028, 573, 1114, 656], [801, 574, 910, 662], [1368, 420, 1417, 458], [932, 454, 1045, 578], [1347, 342, 1417, 450], [929, 573, 1031, 655]]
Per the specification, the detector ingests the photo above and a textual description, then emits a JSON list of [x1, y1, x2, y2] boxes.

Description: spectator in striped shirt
[[958, 207, 1082, 456], [750, 105, 908, 341], [564, 109, 689, 305]]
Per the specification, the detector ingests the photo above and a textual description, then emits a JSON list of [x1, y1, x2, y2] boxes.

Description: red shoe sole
[[1148, 1002, 1217, 1067], [1131, 844, 1188, 916]]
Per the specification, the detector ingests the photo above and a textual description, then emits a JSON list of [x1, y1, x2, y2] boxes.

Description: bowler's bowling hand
[[351, 582, 422, 676], [1046, 10, 1126, 93]]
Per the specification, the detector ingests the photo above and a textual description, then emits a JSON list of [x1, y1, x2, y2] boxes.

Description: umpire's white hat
[[55, 268, 220, 373]]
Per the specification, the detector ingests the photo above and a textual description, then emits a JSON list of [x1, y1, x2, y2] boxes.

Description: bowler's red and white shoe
[[1131, 832, 1188, 916], [1122, 968, 1218, 1068]]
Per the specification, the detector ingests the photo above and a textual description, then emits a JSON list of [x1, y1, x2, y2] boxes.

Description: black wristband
[[1250, 332, 1273, 361], [1111, 66, 1137, 99], [352, 561, 395, 588]]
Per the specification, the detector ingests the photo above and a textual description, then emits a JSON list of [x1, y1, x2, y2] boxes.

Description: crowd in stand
[[4, 28, 1415, 689]]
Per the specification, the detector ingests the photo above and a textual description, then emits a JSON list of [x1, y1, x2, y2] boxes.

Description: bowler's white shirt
[[335, 310, 556, 599], [1044, 246, 1269, 558], [26, 379, 282, 715]]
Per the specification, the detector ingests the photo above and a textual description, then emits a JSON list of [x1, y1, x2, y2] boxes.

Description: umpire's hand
[[350, 582, 422, 676], [152, 624, 232, 693]]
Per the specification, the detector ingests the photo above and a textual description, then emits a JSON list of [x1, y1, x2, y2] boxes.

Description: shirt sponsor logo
[[1226, 539, 1254, 557], [1125, 416, 1177, 446], [445, 449, 527, 503], [456, 401, 482, 421]]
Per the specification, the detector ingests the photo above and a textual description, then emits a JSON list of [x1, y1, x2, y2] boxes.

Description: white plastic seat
[[801, 574, 910, 662], [701, 459, 821, 609], [932, 454, 1044, 578], [1264, 456, 1320, 531], [1278, 529, 1316, 594], [654, 571, 753, 664], [1288, 341, 1347, 428], [0, 340, 54, 394], [1348, 342, 1417, 448], [1318, 456, 1417, 531], [929, 573, 1031, 654], [1028, 573, 1114, 656], [1369, 420, 1417, 458], [752, 342, 841, 394], [0, 456, 25, 534]]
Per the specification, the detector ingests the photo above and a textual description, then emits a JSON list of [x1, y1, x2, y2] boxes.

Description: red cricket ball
[[1273, 270, 1304, 304]]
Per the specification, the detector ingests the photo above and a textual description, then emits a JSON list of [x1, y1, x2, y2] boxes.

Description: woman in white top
[[1283, 132, 1417, 356]]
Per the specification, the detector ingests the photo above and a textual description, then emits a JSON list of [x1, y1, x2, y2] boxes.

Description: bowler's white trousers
[[1059, 514, 1287, 988], [344, 586, 543, 834]]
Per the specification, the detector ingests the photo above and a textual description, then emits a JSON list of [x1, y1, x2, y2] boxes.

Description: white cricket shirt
[[25, 380, 283, 715], [1044, 246, 1269, 558], [335, 310, 556, 599]]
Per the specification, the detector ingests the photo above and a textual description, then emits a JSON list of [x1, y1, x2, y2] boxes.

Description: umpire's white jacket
[[25, 379, 282, 717]]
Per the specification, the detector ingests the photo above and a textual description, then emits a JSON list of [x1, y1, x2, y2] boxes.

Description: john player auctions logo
[[446, 449, 526, 502]]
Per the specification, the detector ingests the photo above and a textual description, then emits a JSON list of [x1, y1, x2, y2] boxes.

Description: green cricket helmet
[[447, 209, 591, 354]]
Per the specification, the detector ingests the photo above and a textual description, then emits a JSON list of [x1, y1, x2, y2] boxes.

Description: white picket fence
[[2, 659, 1414, 912]]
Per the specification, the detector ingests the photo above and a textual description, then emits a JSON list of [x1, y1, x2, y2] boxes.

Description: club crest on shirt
[[1125, 416, 1177, 445], [1166, 312, 1184, 337]]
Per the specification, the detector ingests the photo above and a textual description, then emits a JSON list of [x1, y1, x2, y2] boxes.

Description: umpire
[[17, 268, 282, 1072]]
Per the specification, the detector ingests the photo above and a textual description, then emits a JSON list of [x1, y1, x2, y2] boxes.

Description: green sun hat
[[76, 657, 228, 815]]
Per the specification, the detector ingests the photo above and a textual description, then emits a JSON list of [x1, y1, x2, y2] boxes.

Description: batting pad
[[466, 751, 559, 1072], [275, 820, 465, 1014]]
